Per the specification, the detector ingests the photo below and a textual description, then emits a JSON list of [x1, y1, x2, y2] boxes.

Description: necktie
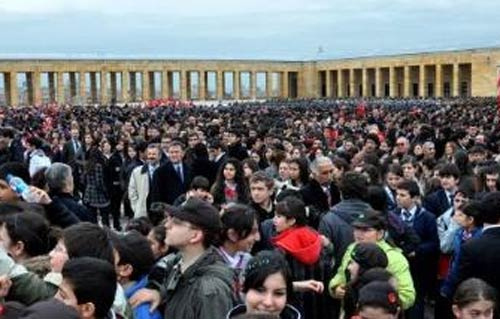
[[176, 164, 184, 184], [402, 209, 412, 224], [73, 139, 79, 153], [324, 186, 332, 207], [448, 193, 455, 206]]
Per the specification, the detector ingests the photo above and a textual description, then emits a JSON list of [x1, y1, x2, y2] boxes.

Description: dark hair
[[384, 163, 404, 178], [62, 257, 117, 319], [189, 176, 210, 192], [361, 164, 381, 185], [62, 222, 114, 265], [0, 212, 52, 258], [366, 186, 388, 212], [358, 268, 394, 287], [249, 171, 275, 190], [396, 179, 420, 198], [211, 158, 249, 205], [358, 281, 400, 315], [453, 278, 497, 309], [332, 157, 350, 173], [220, 204, 258, 243], [243, 251, 293, 297], [111, 230, 155, 281], [460, 200, 483, 227], [149, 225, 167, 251], [242, 158, 259, 176], [288, 158, 310, 186], [0, 162, 31, 185], [275, 196, 307, 226], [340, 172, 369, 200], [479, 192, 500, 224], [148, 202, 168, 226], [126, 216, 153, 236], [26, 136, 44, 149], [439, 163, 461, 179]]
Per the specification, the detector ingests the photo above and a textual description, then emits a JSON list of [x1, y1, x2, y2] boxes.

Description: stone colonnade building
[[0, 47, 499, 106]]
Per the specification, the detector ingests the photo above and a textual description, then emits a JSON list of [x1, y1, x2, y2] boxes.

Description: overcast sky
[[0, 0, 499, 60]]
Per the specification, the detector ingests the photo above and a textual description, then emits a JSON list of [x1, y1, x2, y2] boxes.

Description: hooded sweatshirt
[[272, 226, 321, 265]]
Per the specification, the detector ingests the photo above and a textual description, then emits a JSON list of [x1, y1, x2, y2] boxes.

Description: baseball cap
[[351, 210, 387, 230], [170, 197, 221, 232]]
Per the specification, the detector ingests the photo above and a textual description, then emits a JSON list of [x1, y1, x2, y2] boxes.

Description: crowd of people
[[0, 96, 498, 318]]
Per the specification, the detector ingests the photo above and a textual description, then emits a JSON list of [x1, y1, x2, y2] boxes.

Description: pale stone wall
[[0, 48, 499, 106]]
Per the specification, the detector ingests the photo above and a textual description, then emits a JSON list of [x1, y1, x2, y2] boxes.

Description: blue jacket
[[394, 206, 440, 257], [124, 276, 162, 319], [441, 227, 482, 298], [423, 189, 451, 217]]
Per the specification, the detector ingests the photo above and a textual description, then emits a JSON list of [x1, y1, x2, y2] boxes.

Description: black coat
[[300, 179, 340, 215], [458, 227, 500, 291], [50, 191, 96, 223], [423, 189, 452, 217], [227, 143, 248, 161], [150, 162, 191, 205]]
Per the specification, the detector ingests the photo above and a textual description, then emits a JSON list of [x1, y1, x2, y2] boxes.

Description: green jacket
[[328, 240, 416, 310]]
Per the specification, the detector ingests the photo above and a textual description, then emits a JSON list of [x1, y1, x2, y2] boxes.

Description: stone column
[[266, 72, 272, 97], [32, 72, 42, 106], [150, 72, 156, 99], [199, 71, 206, 100], [48, 72, 56, 102], [161, 70, 169, 99], [250, 71, 257, 100], [100, 71, 108, 104], [389, 67, 396, 97], [419, 65, 426, 97], [338, 70, 344, 97], [79, 71, 86, 103], [110, 72, 117, 102], [142, 71, 150, 101], [217, 71, 224, 100], [69, 72, 77, 100], [362, 68, 369, 97], [325, 71, 331, 98], [375, 68, 382, 97], [233, 71, 240, 100], [57, 72, 65, 104], [130, 72, 137, 101], [122, 71, 130, 102], [89, 72, 98, 104], [349, 69, 355, 97], [435, 64, 443, 97], [453, 63, 460, 97], [6, 72, 18, 107], [282, 71, 289, 98], [180, 70, 188, 100], [403, 66, 411, 97]]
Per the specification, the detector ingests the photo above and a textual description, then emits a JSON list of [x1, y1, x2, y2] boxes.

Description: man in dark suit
[[207, 139, 226, 184], [150, 141, 191, 205], [301, 156, 341, 216], [62, 127, 85, 198], [226, 129, 248, 161], [423, 163, 460, 217], [0, 127, 25, 164], [458, 192, 500, 299], [395, 179, 440, 319]]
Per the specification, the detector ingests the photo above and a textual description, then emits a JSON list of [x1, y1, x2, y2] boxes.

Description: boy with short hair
[[395, 179, 439, 319]]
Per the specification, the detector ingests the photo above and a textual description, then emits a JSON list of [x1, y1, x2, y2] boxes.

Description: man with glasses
[[129, 198, 235, 319]]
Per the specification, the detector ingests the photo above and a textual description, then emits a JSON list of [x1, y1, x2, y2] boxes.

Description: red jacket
[[272, 226, 321, 265]]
